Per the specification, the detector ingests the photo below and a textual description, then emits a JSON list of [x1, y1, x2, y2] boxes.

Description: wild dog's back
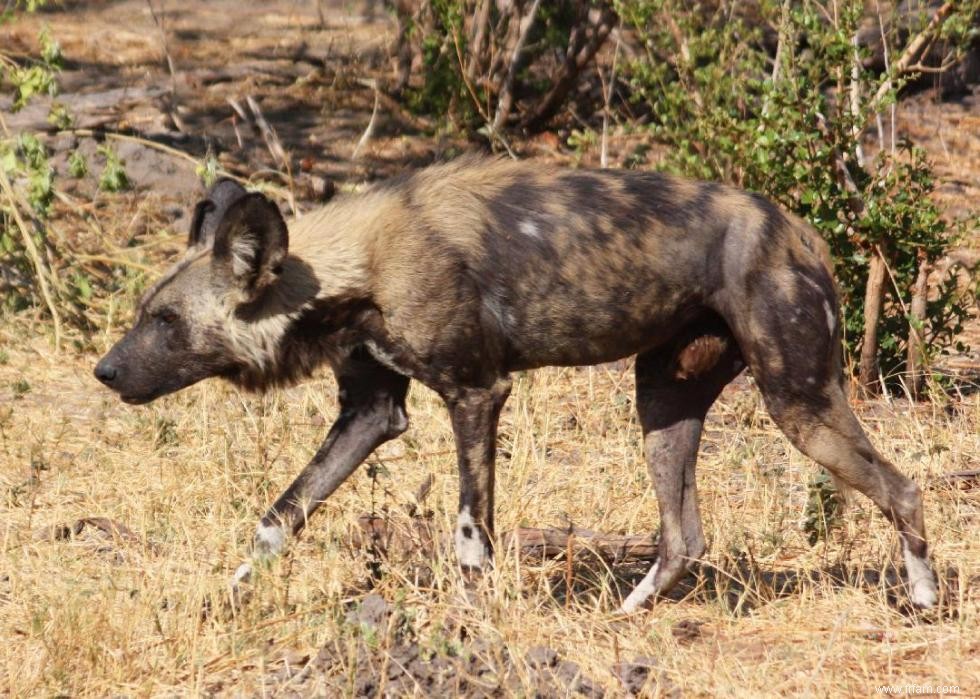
[[356, 156, 831, 371]]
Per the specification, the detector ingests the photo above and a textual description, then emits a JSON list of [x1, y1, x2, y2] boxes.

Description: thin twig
[[245, 95, 288, 171], [874, 0, 896, 155], [850, 31, 865, 168], [868, 1, 954, 114], [450, 28, 517, 159], [0, 167, 62, 350], [599, 34, 621, 169], [145, 0, 178, 94], [351, 84, 380, 161]]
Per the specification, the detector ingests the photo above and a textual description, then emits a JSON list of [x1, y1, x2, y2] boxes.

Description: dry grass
[[1, 318, 978, 696]]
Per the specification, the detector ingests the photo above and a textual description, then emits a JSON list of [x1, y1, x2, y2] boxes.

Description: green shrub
[[617, 0, 977, 391]]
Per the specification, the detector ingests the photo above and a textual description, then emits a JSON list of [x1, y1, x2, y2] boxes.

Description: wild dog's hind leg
[[733, 256, 937, 608], [761, 387, 937, 608], [233, 352, 409, 586], [444, 378, 512, 573], [621, 320, 744, 613]]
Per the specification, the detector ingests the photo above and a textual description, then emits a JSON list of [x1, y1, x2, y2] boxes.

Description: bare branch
[[466, 0, 492, 84], [492, 0, 542, 133], [522, 5, 616, 131], [868, 1, 955, 114]]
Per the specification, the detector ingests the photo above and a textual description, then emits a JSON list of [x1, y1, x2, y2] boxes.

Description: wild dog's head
[[94, 179, 306, 404]]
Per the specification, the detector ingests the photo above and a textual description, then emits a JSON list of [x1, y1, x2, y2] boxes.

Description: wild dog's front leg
[[233, 359, 409, 586], [444, 378, 512, 573]]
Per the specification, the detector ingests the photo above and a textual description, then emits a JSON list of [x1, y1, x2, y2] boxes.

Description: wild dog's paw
[[454, 507, 491, 572], [619, 561, 661, 614], [909, 575, 938, 610], [232, 561, 253, 586], [903, 545, 938, 609], [253, 523, 286, 558]]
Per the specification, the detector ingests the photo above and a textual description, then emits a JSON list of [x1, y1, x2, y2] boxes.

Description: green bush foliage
[[615, 0, 977, 389]]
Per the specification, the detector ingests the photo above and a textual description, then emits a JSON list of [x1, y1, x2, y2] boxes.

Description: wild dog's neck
[[288, 192, 392, 301], [227, 194, 394, 391]]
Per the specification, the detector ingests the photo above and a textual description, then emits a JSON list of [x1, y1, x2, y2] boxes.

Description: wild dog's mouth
[[116, 385, 175, 405], [116, 387, 170, 405], [119, 393, 157, 405]]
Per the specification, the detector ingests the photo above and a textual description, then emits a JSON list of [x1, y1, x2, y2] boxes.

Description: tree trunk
[[906, 255, 930, 400], [858, 251, 887, 395]]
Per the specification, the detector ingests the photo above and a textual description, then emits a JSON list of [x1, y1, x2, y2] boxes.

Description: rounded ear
[[187, 179, 249, 249], [211, 192, 289, 299]]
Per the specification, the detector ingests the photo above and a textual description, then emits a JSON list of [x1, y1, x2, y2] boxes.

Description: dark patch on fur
[[609, 170, 691, 232], [752, 193, 789, 242], [746, 264, 837, 414], [232, 297, 376, 392]]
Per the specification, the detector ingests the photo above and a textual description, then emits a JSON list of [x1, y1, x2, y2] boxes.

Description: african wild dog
[[94, 156, 938, 612]]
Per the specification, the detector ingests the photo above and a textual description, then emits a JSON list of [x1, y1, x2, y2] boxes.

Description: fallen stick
[[245, 95, 288, 170], [930, 469, 980, 490], [503, 527, 658, 563], [349, 515, 658, 564]]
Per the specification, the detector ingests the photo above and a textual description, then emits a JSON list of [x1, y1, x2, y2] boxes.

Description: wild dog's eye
[[155, 309, 179, 325]]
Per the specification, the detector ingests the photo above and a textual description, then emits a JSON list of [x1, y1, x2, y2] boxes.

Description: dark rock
[[671, 619, 705, 644], [525, 645, 559, 669], [612, 656, 659, 696], [346, 593, 391, 632], [557, 660, 604, 698]]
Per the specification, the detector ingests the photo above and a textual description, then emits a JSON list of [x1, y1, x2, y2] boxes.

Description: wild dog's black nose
[[94, 360, 118, 385]]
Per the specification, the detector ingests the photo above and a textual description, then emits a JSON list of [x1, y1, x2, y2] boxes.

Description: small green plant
[[195, 153, 220, 187], [67, 150, 87, 178], [97, 145, 129, 192], [618, 0, 978, 391], [802, 472, 843, 546], [1, 11, 137, 339], [46, 101, 73, 129], [2, 26, 62, 110], [1, 21, 63, 325], [12, 379, 31, 398], [566, 128, 597, 165]]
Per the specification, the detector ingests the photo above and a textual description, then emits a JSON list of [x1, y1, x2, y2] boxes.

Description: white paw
[[455, 507, 489, 569], [910, 577, 938, 609], [254, 523, 286, 558], [620, 562, 660, 614], [232, 562, 253, 587], [903, 544, 938, 609]]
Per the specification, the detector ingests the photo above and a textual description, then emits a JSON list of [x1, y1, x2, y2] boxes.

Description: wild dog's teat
[[94, 182, 290, 404]]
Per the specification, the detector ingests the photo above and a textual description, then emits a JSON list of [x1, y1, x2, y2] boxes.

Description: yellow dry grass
[[1, 315, 978, 696]]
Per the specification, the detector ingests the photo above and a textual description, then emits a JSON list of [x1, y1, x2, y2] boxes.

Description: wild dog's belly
[[484, 269, 707, 370], [469, 190, 725, 369]]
